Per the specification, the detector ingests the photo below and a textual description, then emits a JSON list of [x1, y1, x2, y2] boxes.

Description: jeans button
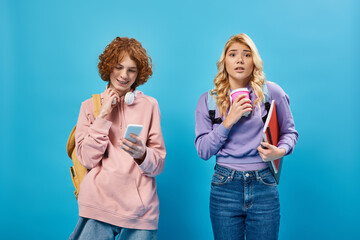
[[245, 173, 249, 177]]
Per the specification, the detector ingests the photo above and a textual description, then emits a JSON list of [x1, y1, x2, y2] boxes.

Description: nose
[[120, 69, 128, 79], [236, 55, 244, 64]]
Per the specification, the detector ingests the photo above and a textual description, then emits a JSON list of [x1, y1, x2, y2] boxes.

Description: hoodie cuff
[[89, 117, 112, 135], [138, 148, 153, 173], [277, 143, 290, 156]]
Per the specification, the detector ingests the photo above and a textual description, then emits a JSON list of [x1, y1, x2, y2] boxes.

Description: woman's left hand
[[257, 142, 286, 162], [119, 134, 146, 165]]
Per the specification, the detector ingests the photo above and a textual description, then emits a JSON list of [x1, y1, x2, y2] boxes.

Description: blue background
[[1, 0, 359, 239]]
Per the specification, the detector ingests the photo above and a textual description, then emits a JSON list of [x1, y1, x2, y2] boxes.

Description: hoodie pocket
[[82, 171, 146, 218], [109, 174, 145, 217]]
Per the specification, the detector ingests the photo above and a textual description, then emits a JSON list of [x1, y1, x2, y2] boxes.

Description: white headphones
[[108, 83, 138, 105], [124, 90, 138, 105]]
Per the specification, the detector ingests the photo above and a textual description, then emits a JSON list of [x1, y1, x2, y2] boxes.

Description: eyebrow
[[117, 64, 137, 69], [228, 49, 251, 53]]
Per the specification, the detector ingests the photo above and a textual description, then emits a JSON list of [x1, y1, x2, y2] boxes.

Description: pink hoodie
[[75, 91, 166, 230]]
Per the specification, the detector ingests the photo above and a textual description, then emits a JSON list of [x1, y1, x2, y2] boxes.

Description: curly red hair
[[98, 37, 152, 89]]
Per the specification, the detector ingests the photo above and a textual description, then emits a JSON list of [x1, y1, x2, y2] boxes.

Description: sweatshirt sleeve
[[267, 82, 299, 156], [275, 93, 299, 155], [195, 93, 230, 160], [137, 100, 166, 177], [75, 101, 112, 169]]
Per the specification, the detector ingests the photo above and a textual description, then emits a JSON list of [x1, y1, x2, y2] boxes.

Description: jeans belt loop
[[255, 170, 260, 181], [230, 170, 235, 180]]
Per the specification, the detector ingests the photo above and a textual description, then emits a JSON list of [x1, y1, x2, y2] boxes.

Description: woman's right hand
[[223, 94, 252, 129], [98, 87, 120, 120]]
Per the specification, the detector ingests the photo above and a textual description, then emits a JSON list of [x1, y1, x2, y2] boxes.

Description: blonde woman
[[195, 33, 298, 240]]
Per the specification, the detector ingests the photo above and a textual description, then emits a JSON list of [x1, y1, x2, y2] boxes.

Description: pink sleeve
[[137, 102, 166, 177], [75, 102, 112, 169]]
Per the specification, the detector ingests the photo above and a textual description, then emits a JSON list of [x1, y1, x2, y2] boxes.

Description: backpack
[[66, 94, 102, 200], [207, 83, 270, 124]]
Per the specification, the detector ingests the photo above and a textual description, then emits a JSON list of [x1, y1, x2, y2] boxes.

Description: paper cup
[[230, 88, 250, 117]]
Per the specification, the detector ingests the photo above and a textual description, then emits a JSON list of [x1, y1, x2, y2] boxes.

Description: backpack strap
[[262, 82, 271, 123], [207, 91, 223, 124], [67, 94, 102, 158], [262, 82, 269, 103], [92, 94, 101, 118], [208, 83, 270, 124]]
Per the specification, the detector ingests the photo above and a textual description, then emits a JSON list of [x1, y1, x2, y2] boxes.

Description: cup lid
[[230, 88, 249, 94]]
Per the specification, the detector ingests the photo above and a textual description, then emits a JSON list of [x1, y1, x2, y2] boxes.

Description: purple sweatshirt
[[195, 81, 298, 171]]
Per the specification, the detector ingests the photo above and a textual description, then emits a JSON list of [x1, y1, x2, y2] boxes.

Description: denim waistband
[[214, 164, 271, 180]]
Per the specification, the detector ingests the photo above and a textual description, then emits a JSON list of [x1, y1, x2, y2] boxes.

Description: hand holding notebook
[[258, 142, 286, 162], [260, 99, 284, 184]]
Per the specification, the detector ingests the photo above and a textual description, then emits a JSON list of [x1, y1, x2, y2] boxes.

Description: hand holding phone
[[121, 124, 146, 163], [123, 124, 143, 143]]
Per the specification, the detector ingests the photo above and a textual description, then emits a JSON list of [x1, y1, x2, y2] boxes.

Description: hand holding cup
[[230, 88, 251, 117], [223, 88, 252, 129]]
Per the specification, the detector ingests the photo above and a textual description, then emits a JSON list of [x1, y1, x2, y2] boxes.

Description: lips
[[235, 67, 245, 72], [117, 79, 129, 85]]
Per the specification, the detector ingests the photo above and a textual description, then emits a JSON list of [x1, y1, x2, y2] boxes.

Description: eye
[[129, 69, 137, 73], [229, 53, 236, 57], [115, 65, 123, 70], [244, 53, 252, 58]]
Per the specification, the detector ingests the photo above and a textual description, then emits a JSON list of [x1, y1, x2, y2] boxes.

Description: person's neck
[[229, 77, 251, 89], [117, 90, 126, 97]]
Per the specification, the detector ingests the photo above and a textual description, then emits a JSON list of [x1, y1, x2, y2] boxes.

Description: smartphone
[[124, 124, 143, 143], [261, 133, 269, 149]]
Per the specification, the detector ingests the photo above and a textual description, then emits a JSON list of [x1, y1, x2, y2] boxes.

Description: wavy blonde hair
[[212, 33, 266, 117]]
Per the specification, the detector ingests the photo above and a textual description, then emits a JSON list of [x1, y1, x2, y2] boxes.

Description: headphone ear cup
[[124, 91, 135, 105]]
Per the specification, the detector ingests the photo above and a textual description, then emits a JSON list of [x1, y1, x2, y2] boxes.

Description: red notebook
[[262, 100, 283, 184]]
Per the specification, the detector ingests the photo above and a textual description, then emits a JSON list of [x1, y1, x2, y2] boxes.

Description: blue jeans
[[69, 217, 157, 240], [210, 164, 280, 240]]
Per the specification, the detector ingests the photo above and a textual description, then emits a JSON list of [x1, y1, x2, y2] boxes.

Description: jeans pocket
[[259, 172, 277, 186], [211, 172, 229, 185]]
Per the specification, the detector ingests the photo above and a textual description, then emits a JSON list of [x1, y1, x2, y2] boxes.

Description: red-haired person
[[69, 37, 166, 240]]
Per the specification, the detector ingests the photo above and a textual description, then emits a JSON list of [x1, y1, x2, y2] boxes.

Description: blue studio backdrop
[[1, 0, 359, 239]]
